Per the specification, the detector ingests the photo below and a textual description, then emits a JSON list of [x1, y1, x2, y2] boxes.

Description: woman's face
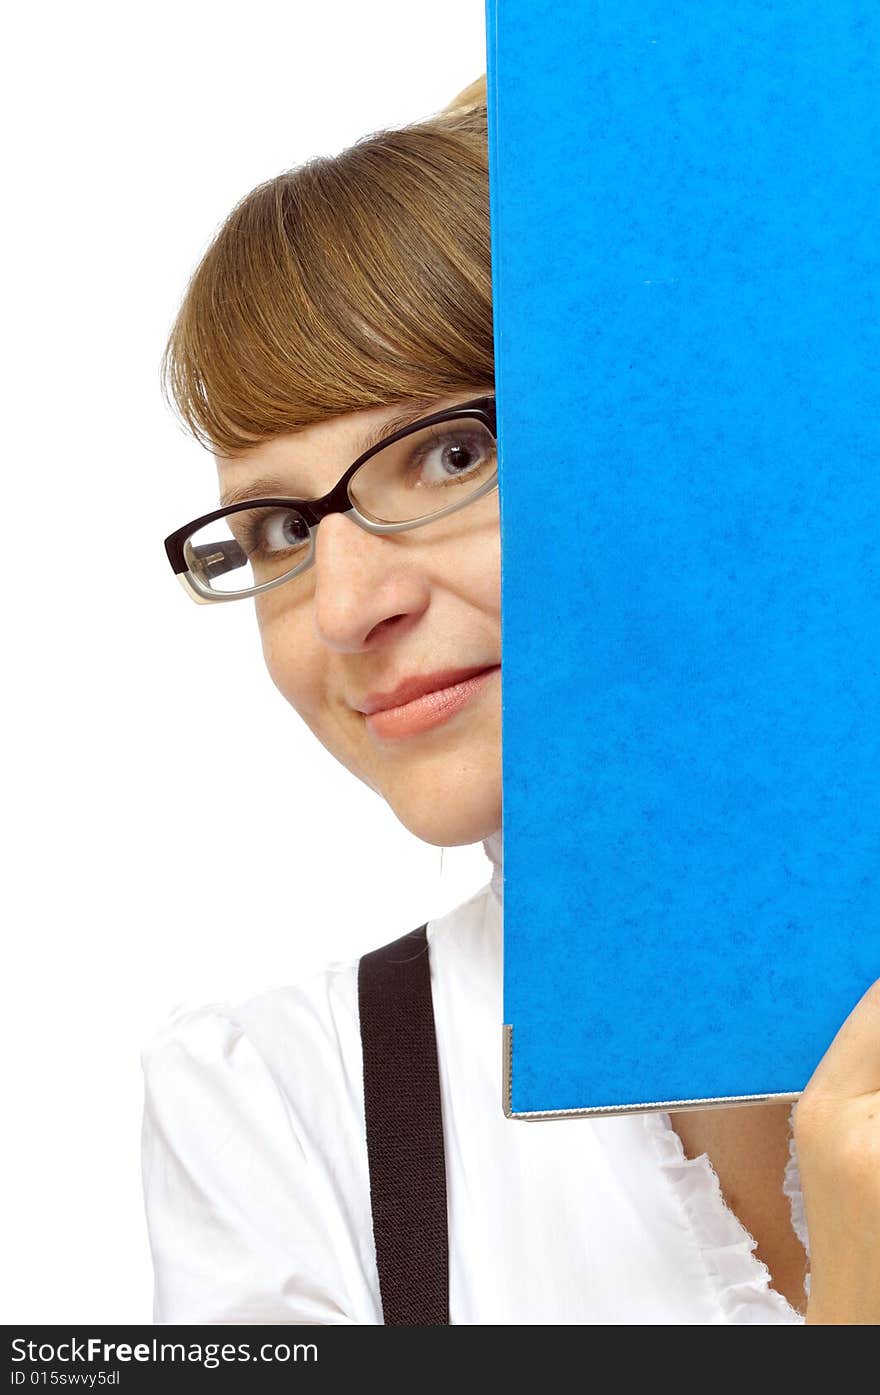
[[214, 386, 502, 847]]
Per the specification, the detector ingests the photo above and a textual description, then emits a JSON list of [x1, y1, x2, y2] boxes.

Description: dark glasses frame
[[164, 394, 498, 604]]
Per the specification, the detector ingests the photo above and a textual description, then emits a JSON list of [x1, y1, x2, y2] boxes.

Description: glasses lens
[[348, 415, 496, 524], [184, 505, 312, 596]]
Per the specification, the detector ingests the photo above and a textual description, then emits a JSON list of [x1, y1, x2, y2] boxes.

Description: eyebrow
[[218, 401, 447, 509]]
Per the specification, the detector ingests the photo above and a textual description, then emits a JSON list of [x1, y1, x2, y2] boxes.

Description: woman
[[141, 74, 880, 1325]]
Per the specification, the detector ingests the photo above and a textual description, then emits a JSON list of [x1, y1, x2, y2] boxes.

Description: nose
[[310, 511, 431, 653]]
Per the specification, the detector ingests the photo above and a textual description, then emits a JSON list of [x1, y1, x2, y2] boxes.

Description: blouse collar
[[481, 826, 503, 908]]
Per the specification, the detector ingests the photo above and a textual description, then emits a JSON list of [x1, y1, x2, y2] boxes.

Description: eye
[[236, 508, 311, 557], [408, 428, 494, 486]]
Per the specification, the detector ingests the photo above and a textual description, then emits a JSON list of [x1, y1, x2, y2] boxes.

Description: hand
[[793, 976, 880, 1324]]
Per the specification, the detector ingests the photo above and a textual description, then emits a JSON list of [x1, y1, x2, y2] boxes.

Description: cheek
[[256, 605, 321, 719], [464, 526, 501, 614], [256, 606, 369, 785]]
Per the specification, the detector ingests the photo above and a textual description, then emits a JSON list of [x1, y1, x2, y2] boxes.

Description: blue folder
[[487, 0, 880, 1117]]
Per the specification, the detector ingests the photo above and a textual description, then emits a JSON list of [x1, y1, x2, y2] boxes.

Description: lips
[[363, 665, 501, 740], [355, 665, 500, 715]]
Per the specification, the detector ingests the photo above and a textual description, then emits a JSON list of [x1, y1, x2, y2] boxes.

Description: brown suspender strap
[[357, 923, 450, 1326]]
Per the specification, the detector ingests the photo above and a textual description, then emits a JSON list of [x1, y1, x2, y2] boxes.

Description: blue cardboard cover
[[487, 0, 880, 1116]]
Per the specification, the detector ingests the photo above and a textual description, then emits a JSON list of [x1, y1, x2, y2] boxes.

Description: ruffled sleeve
[[782, 1102, 811, 1299], [140, 1001, 364, 1324], [646, 1110, 809, 1324]]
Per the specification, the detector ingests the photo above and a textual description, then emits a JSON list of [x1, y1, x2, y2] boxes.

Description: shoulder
[[138, 881, 496, 1324], [140, 879, 497, 1117], [139, 957, 360, 1151], [139, 976, 377, 1324], [140, 943, 362, 1074]]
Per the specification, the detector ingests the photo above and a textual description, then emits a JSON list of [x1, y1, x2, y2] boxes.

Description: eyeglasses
[[163, 394, 498, 604]]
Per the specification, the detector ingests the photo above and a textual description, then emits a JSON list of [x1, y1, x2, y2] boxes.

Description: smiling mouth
[[362, 665, 501, 741], [357, 663, 499, 715]]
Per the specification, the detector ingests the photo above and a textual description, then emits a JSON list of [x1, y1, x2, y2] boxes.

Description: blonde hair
[[160, 75, 492, 457]]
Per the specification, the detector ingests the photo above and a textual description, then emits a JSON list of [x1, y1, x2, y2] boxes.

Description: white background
[[3, 0, 490, 1323]]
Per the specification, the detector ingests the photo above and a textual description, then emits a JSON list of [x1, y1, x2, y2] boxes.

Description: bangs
[[161, 106, 494, 458]]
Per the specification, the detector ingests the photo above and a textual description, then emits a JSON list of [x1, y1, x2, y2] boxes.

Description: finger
[[801, 975, 880, 1101]]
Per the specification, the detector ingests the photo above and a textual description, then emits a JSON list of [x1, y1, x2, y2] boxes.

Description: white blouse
[[140, 829, 811, 1324]]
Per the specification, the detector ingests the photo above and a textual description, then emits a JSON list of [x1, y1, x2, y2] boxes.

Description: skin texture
[[216, 387, 880, 1324], [668, 1099, 809, 1314], [215, 385, 502, 849], [795, 978, 880, 1323]]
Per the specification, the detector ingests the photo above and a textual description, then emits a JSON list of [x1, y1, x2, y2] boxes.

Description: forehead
[[214, 387, 492, 503]]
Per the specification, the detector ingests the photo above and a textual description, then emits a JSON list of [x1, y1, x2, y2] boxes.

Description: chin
[[388, 766, 503, 848]]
